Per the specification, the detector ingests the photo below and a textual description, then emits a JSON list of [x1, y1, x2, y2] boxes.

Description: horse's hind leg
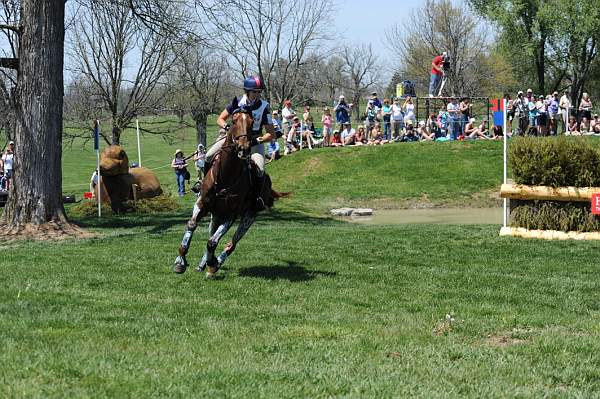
[[204, 218, 234, 277], [174, 200, 207, 274], [217, 211, 256, 268]]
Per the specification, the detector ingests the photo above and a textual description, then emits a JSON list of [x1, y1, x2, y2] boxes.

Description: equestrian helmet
[[243, 76, 265, 92]]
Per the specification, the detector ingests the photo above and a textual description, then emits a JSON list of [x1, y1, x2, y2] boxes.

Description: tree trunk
[[112, 125, 121, 145], [0, 0, 84, 238], [194, 113, 208, 147], [535, 35, 546, 94]]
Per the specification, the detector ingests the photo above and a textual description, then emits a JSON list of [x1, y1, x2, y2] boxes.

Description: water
[[347, 208, 503, 225]]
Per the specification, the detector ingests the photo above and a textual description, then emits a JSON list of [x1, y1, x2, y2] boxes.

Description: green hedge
[[510, 201, 600, 232], [509, 137, 600, 187]]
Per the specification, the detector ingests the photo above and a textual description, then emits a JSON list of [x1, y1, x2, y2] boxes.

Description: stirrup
[[255, 196, 266, 211]]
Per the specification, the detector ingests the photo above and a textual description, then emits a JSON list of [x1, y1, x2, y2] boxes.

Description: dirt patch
[[0, 221, 96, 243], [485, 334, 528, 348], [301, 157, 324, 177]]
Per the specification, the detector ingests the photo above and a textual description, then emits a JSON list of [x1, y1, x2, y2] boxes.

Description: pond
[[346, 207, 503, 225]]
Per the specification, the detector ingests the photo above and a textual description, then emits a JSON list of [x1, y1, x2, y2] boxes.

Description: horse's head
[[230, 108, 254, 159]]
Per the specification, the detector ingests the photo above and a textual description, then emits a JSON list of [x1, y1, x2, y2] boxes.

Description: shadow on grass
[[238, 261, 337, 282], [70, 207, 341, 233]]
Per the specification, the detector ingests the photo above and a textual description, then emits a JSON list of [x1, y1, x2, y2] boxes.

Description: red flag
[[592, 194, 600, 215]]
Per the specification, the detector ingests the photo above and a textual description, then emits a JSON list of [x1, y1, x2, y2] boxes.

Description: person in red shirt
[[429, 52, 446, 97]]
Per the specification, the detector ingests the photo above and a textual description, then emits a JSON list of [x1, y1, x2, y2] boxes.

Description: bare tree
[[199, 0, 333, 105], [341, 44, 378, 120], [68, 1, 179, 144], [386, 0, 509, 97], [171, 39, 231, 147]]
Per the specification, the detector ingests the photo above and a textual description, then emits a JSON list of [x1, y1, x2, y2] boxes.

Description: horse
[[174, 108, 287, 277]]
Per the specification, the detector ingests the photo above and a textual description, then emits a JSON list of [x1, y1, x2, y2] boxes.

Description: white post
[[136, 118, 142, 167], [96, 120, 102, 218], [503, 99, 508, 228], [299, 122, 303, 150]]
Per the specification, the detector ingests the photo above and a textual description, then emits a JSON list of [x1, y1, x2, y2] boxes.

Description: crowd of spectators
[[0, 140, 14, 191], [267, 93, 498, 160], [506, 89, 597, 136]]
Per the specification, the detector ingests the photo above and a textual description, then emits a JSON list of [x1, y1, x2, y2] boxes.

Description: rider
[[206, 76, 275, 210]]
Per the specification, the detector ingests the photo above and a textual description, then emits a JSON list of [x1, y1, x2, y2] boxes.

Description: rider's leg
[[250, 144, 266, 210]]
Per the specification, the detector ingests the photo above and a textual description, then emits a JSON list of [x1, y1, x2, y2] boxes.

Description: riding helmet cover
[[243, 76, 265, 92]]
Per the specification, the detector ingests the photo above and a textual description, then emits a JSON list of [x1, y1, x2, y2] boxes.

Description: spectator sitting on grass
[[400, 120, 419, 142], [302, 123, 319, 149], [330, 130, 343, 147], [368, 123, 386, 145], [591, 114, 600, 133], [489, 124, 506, 140], [464, 118, 490, 140], [341, 122, 356, 146], [567, 116, 579, 135], [354, 125, 366, 146], [266, 139, 281, 162], [580, 117, 591, 134], [418, 121, 435, 141]]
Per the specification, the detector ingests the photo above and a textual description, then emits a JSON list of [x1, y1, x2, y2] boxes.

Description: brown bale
[[129, 167, 163, 198]]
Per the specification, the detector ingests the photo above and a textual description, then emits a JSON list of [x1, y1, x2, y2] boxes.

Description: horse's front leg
[[173, 200, 207, 274], [217, 211, 256, 268], [205, 218, 235, 277]]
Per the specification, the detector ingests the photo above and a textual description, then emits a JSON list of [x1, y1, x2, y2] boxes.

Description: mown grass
[[3, 116, 600, 397], [2, 211, 600, 397]]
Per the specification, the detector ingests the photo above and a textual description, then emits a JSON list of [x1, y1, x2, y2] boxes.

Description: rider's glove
[[221, 123, 230, 131]]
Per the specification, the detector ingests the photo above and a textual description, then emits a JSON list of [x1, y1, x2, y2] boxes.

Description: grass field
[[3, 118, 600, 397]]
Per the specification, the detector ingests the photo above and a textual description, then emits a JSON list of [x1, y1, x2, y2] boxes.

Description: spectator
[[341, 122, 356, 146], [418, 121, 434, 141], [354, 125, 367, 145], [437, 106, 450, 138], [370, 92, 382, 109], [381, 99, 392, 140], [559, 90, 571, 134], [567, 115, 579, 135], [301, 123, 319, 149], [447, 98, 461, 140], [272, 110, 282, 133], [548, 92, 559, 135], [193, 143, 206, 181], [403, 97, 416, 127], [427, 113, 441, 138], [303, 106, 314, 132], [281, 99, 296, 140], [0, 171, 6, 191], [391, 97, 404, 141], [368, 123, 386, 145], [334, 95, 352, 126], [505, 94, 514, 135], [285, 116, 301, 155], [171, 149, 188, 197], [464, 118, 490, 140], [365, 100, 378, 139], [429, 52, 446, 97], [400, 120, 419, 142], [527, 97, 538, 135], [89, 169, 98, 197], [459, 98, 471, 136], [330, 129, 343, 147], [1, 140, 14, 190], [579, 92, 593, 122], [489, 124, 505, 140], [591, 114, 600, 133], [266, 139, 281, 162], [524, 88, 534, 106], [321, 107, 333, 146], [513, 91, 528, 135], [580, 117, 591, 134], [536, 95, 547, 135]]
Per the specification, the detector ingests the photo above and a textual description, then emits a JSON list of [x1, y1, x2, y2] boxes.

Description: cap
[[539, 95, 544, 99], [339, 95, 345, 99], [371, 92, 377, 96], [469, 117, 476, 123], [517, 91, 523, 95], [527, 88, 533, 93], [418, 121, 425, 127], [8, 140, 14, 145], [174, 149, 183, 156], [344, 121, 351, 126], [406, 120, 413, 125]]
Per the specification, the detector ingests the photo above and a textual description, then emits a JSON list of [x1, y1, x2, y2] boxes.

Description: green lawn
[[2, 118, 600, 397]]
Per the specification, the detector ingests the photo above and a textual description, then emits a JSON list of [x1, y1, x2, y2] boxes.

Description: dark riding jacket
[[226, 95, 272, 138]]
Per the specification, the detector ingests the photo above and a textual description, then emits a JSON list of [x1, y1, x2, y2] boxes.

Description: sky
[[332, 0, 425, 81]]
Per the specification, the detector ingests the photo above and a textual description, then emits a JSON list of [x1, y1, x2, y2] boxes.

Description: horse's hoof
[[206, 265, 219, 278], [173, 256, 188, 274]]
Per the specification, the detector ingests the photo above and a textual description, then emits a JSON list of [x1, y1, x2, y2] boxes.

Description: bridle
[[229, 108, 254, 159]]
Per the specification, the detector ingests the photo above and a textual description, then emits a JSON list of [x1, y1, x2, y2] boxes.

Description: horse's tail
[[271, 189, 291, 200]]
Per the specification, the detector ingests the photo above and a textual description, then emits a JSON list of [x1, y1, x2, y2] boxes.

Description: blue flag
[[93, 120, 99, 150]]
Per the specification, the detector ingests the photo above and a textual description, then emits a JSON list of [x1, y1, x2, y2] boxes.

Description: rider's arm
[[216, 109, 230, 130]]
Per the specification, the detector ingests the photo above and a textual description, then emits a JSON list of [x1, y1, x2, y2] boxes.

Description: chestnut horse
[[174, 108, 285, 277]]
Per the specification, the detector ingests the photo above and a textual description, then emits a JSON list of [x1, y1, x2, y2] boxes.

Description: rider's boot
[[252, 168, 266, 212]]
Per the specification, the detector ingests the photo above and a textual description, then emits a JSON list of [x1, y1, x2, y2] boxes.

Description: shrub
[[509, 137, 600, 187], [68, 194, 180, 218], [510, 200, 600, 232]]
